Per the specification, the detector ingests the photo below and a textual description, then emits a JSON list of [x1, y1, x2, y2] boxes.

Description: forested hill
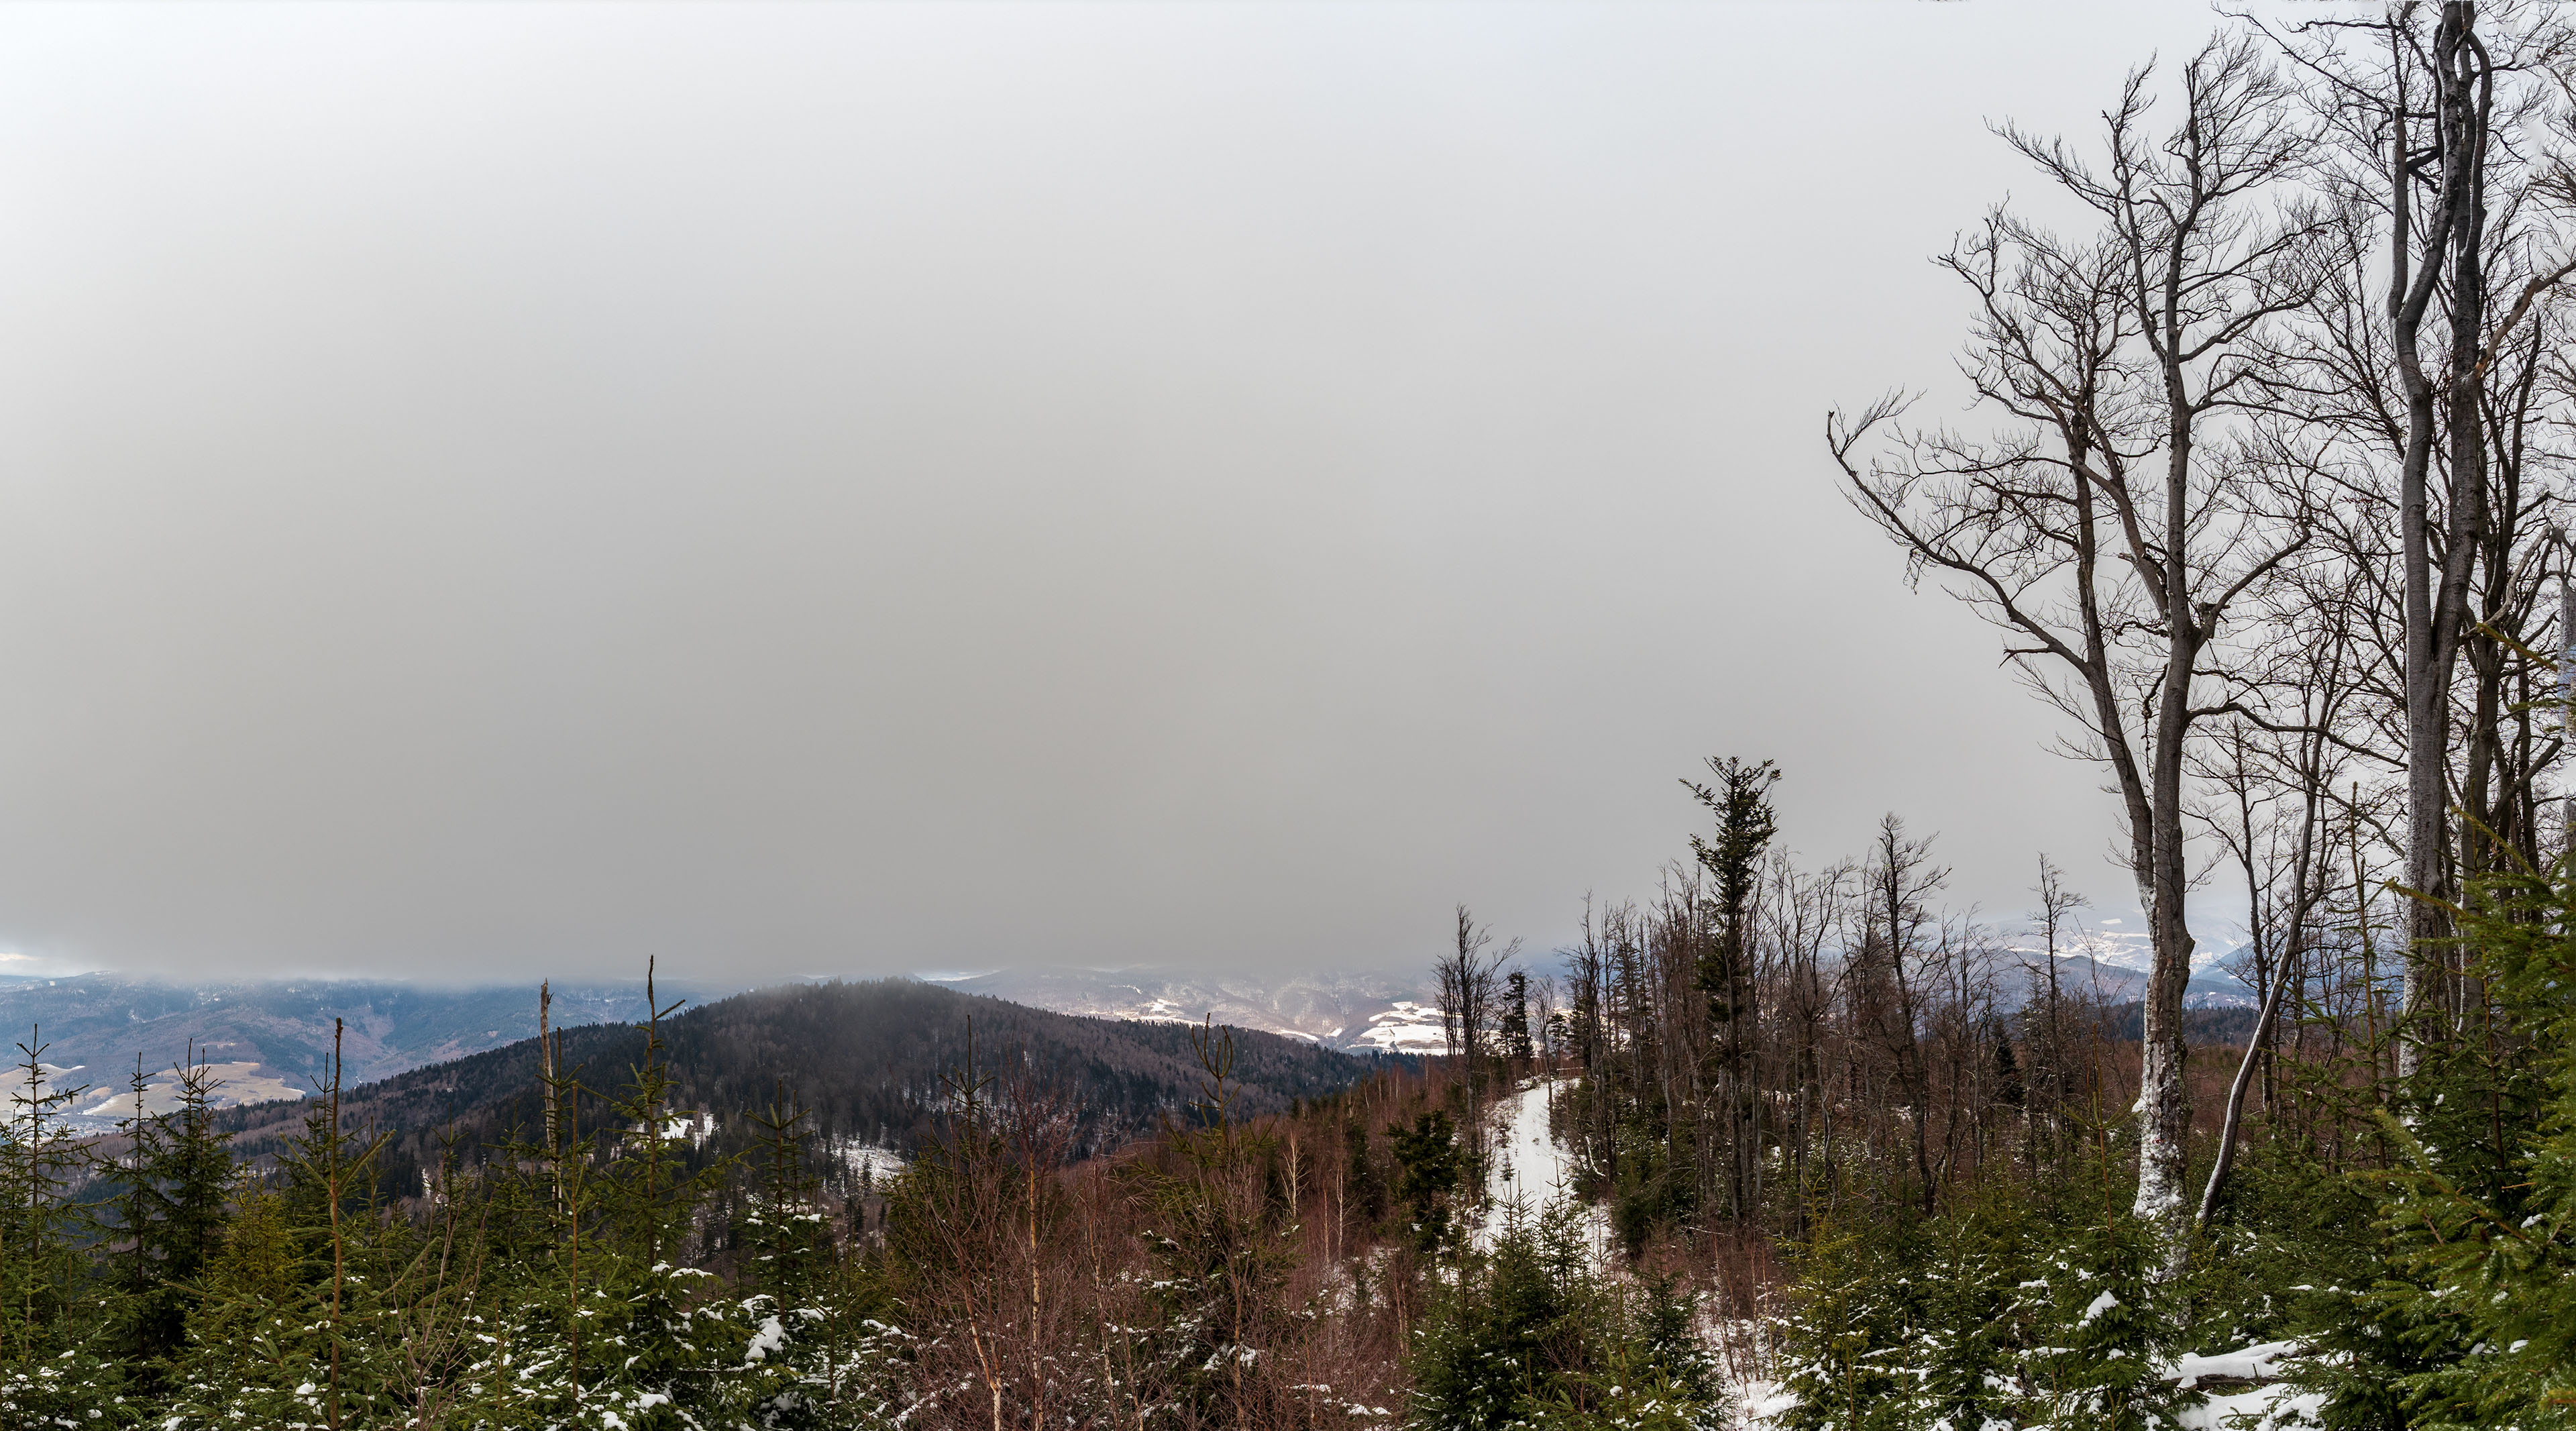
[[214, 976, 1391, 1194]]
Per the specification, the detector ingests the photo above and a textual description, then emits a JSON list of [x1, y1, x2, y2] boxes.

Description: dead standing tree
[[1435, 906, 1514, 1164], [2023, 854, 2089, 1167], [1827, 36, 2319, 1259], [1858, 816, 1947, 1214]]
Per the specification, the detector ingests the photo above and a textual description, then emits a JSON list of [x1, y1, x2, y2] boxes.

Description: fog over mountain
[[0, 3, 2266, 984]]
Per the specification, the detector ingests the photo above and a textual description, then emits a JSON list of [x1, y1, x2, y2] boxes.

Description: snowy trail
[[1476, 1079, 1610, 1259], [1483, 1079, 1790, 1426], [1470, 1081, 2323, 1430], [1485, 1079, 1580, 1206]]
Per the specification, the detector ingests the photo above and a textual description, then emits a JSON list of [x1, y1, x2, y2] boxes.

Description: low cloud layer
[[0, 3, 2242, 984]]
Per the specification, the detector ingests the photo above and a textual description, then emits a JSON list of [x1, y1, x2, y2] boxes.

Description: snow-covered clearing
[[75, 1061, 308, 1118], [1352, 1000, 1451, 1054]]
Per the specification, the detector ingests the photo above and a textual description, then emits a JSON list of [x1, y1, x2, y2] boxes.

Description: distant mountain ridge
[[213, 977, 1394, 1201], [0, 938, 2261, 1134], [0, 973, 716, 1126], [945, 947, 2264, 1056], [1994, 943, 2263, 1010], [0, 965, 1426, 1130]]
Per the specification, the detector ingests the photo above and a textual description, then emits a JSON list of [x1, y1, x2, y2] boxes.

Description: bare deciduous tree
[[1434, 905, 1515, 1158], [1829, 35, 2321, 1255]]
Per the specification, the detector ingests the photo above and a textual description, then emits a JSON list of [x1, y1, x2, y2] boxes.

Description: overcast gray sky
[[0, 2, 2266, 985]]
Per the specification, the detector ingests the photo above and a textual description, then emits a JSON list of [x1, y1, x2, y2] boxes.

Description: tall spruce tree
[[109, 1053, 233, 1389], [0, 1028, 125, 1424], [1684, 757, 1780, 1221]]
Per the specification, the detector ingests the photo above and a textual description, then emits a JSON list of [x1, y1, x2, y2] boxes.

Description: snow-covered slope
[[1996, 929, 2266, 1008], [932, 964, 1444, 1055]]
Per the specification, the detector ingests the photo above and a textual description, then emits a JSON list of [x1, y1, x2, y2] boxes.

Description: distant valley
[[0, 972, 688, 1125], [0, 937, 2264, 1131], [0, 965, 1436, 1130]]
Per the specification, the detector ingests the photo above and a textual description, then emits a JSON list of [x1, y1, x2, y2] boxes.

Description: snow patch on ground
[[1484, 1081, 1578, 1202], [834, 1139, 907, 1184], [1733, 1377, 1796, 1430], [2170, 1341, 2318, 1430], [657, 1110, 718, 1148], [2174, 1385, 2325, 1430]]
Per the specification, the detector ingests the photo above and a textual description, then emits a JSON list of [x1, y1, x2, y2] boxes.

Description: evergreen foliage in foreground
[[0, 983, 903, 1430], [0, 970, 1590, 1430], [6, 837, 2573, 1430], [1747, 857, 2576, 1431], [1409, 1202, 1721, 1431]]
